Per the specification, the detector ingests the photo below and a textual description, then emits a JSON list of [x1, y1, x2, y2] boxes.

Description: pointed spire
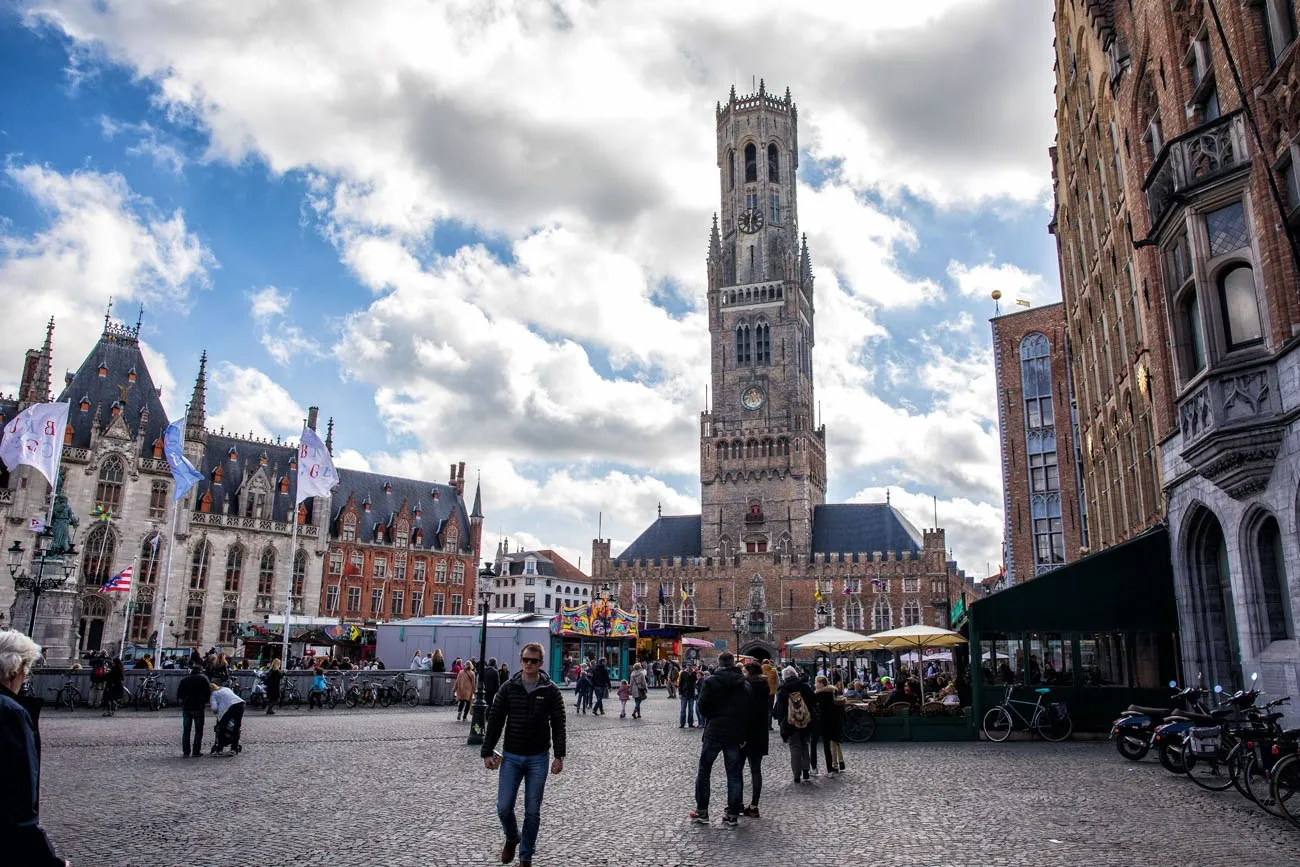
[[19, 317, 55, 408], [104, 296, 114, 333], [325, 417, 334, 453], [186, 351, 207, 438], [708, 213, 722, 260], [135, 303, 144, 337], [470, 473, 484, 520], [758, 77, 765, 96]]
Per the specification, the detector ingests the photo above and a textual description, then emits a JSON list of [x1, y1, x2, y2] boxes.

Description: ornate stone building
[[590, 84, 967, 660], [1054, 0, 1300, 693], [0, 312, 481, 659]]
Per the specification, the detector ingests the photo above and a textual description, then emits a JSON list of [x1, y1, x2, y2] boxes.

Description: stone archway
[[1185, 506, 1243, 691], [739, 641, 775, 661], [77, 595, 111, 655]]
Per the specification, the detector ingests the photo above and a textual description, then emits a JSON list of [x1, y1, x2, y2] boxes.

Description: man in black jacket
[[589, 658, 610, 716], [690, 652, 752, 826], [177, 665, 211, 758], [482, 656, 502, 708], [482, 642, 566, 867]]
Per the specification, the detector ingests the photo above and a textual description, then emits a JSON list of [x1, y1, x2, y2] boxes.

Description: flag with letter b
[[0, 401, 70, 487], [296, 424, 339, 504]]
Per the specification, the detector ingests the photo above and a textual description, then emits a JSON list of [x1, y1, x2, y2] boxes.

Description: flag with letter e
[[297, 424, 339, 503], [163, 419, 203, 501], [0, 401, 70, 487], [102, 565, 133, 593]]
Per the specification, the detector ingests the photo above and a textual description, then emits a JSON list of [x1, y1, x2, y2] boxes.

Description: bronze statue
[[47, 493, 78, 556]]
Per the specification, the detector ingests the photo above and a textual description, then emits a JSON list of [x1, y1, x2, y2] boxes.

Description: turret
[[186, 351, 208, 442]]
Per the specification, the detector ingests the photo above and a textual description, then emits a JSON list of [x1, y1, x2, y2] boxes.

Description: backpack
[[786, 689, 812, 729]]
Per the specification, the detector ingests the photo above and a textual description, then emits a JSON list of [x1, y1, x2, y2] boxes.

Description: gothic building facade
[[590, 85, 968, 659], [1052, 0, 1300, 693], [0, 313, 482, 660]]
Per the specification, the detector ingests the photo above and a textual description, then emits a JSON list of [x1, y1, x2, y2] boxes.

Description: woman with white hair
[[0, 630, 69, 866]]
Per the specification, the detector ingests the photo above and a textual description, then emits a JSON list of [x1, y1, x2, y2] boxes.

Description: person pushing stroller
[[209, 681, 246, 756]]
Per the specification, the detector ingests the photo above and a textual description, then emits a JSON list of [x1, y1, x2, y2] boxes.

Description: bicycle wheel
[[1185, 739, 1238, 792], [842, 707, 876, 743], [1038, 711, 1072, 742], [982, 707, 1012, 742], [290, 689, 302, 709], [364, 688, 377, 709], [1273, 754, 1300, 827], [344, 687, 359, 709], [378, 687, 392, 709], [1241, 752, 1287, 816], [59, 686, 77, 711], [326, 689, 338, 709], [403, 687, 419, 708], [1158, 740, 1188, 774]]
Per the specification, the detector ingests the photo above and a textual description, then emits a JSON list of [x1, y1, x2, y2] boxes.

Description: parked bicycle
[[982, 683, 1072, 742], [133, 672, 167, 711], [842, 703, 877, 743], [378, 672, 421, 708], [47, 674, 82, 711], [278, 677, 303, 709]]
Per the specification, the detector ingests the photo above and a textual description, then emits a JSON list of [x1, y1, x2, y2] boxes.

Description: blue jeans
[[496, 751, 550, 862], [679, 696, 695, 727], [694, 737, 744, 816], [593, 687, 605, 714]]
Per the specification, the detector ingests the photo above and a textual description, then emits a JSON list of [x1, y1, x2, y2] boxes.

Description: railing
[[0, 489, 13, 505], [138, 457, 171, 474], [1144, 111, 1248, 231], [61, 445, 89, 463], [189, 511, 319, 538]]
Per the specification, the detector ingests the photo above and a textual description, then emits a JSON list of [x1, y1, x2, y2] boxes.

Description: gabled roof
[[191, 434, 298, 522], [500, 548, 590, 580], [811, 504, 923, 557], [332, 467, 472, 554], [615, 515, 702, 563], [56, 325, 169, 456]]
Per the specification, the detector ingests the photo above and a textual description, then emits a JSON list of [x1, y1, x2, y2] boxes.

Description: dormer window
[[259, 452, 268, 466], [97, 361, 107, 377], [110, 402, 121, 417], [127, 367, 137, 383], [432, 490, 440, 501], [342, 516, 356, 543], [64, 423, 74, 444], [153, 438, 164, 458], [79, 396, 90, 412], [524, 558, 538, 575], [228, 447, 237, 461], [279, 475, 289, 494], [212, 465, 224, 484], [376, 525, 386, 543], [384, 481, 392, 494], [363, 500, 371, 512], [413, 528, 424, 546]]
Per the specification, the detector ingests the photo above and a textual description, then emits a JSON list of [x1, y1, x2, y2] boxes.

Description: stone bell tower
[[700, 82, 826, 559]]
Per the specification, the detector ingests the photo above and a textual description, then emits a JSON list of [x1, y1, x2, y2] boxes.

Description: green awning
[[969, 525, 1177, 634]]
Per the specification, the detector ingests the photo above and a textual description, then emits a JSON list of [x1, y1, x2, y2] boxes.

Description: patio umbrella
[[785, 627, 880, 679], [863, 624, 967, 703]]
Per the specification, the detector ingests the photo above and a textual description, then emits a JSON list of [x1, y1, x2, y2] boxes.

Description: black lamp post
[[7, 537, 76, 637], [467, 562, 495, 747], [815, 602, 830, 678], [731, 608, 746, 657]]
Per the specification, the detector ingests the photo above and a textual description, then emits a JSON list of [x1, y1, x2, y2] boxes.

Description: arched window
[[258, 548, 276, 595], [755, 322, 771, 364], [1019, 333, 1052, 428], [872, 597, 892, 632], [190, 540, 212, 590], [1255, 516, 1292, 642], [902, 599, 922, 627], [95, 455, 125, 511], [844, 599, 863, 630], [767, 143, 779, 182], [744, 143, 757, 183], [728, 148, 735, 189], [293, 550, 307, 598], [452, 561, 465, 584], [139, 535, 162, 585], [680, 599, 696, 626], [224, 546, 244, 592], [81, 524, 117, 587], [1177, 288, 1206, 378], [445, 526, 459, 551], [1218, 264, 1263, 349], [199, 491, 213, 513], [719, 537, 733, 559], [735, 324, 751, 365]]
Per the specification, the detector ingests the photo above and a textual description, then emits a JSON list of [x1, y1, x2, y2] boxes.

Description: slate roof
[[811, 504, 923, 557], [56, 327, 170, 456], [332, 467, 473, 555], [615, 515, 702, 563], [500, 549, 590, 580], [192, 434, 300, 523]]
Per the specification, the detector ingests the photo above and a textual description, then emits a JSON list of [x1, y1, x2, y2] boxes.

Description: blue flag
[[163, 419, 203, 501], [658, 583, 665, 605]]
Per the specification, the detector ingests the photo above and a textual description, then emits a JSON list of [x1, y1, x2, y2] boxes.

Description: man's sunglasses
[[521, 657, 542, 665]]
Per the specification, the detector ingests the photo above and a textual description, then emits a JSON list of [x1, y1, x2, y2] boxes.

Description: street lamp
[[467, 562, 495, 747], [731, 608, 746, 656], [7, 538, 77, 637], [814, 602, 830, 678]]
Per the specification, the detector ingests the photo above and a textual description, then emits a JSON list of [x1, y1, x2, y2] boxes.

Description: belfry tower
[[700, 82, 826, 558]]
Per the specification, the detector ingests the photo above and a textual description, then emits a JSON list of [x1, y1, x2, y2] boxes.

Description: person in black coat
[[1, 631, 68, 867], [589, 658, 611, 716], [741, 662, 770, 817], [103, 658, 126, 716], [690, 652, 752, 824], [772, 666, 818, 783], [177, 666, 212, 757], [812, 676, 846, 773], [482, 657, 502, 708], [264, 659, 284, 715]]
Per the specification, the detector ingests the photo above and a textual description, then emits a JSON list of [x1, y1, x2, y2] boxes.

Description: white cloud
[[848, 485, 1004, 580], [0, 163, 213, 394], [99, 115, 187, 174], [206, 362, 308, 442], [246, 285, 325, 365], [947, 259, 1058, 308]]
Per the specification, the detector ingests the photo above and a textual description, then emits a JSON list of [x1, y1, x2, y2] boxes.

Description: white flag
[[0, 401, 70, 487], [296, 424, 339, 504]]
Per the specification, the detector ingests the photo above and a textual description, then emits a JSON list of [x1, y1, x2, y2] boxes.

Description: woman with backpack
[[772, 666, 817, 783], [812, 675, 846, 774]]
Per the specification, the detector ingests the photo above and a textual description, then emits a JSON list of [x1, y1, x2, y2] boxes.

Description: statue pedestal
[[36, 587, 79, 665]]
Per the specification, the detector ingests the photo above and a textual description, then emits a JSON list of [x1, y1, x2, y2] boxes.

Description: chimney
[[307, 406, 319, 431], [455, 461, 466, 495], [449, 464, 457, 486]]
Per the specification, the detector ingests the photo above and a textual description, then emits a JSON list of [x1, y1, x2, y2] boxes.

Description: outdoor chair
[[886, 702, 911, 716], [919, 701, 946, 717]]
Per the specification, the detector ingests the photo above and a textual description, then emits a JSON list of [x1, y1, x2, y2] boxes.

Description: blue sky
[[0, 0, 1062, 575]]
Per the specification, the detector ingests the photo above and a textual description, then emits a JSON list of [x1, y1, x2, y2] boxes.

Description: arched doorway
[[78, 595, 111, 655], [1185, 507, 1242, 691], [739, 642, 774, 661]]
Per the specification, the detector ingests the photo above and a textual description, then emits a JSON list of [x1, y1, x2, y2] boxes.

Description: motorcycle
[[1110, 681, 1207, 761], [1154, 674, 1262, 774]]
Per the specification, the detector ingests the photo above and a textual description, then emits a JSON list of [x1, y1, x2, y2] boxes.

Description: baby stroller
[[211, 704, 245, 756]]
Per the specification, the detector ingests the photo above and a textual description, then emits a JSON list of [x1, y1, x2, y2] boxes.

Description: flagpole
[[156, 504, 180, 667], [119, 553, 138, 655], [281, 498, 301, 665]]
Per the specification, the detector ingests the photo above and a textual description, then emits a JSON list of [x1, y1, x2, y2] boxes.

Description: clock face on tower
[[738, 207, 764, 233], [741, 386, 765, 411]]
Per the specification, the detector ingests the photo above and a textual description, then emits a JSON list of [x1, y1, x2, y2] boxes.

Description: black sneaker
[[722, 813, 739, 827], [801, 771, 810, 782], [742, 806, 760, 818], [690, 809, 709, 825]]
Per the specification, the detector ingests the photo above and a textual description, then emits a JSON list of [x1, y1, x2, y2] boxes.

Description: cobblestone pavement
[[34, 698, 1298, 867]]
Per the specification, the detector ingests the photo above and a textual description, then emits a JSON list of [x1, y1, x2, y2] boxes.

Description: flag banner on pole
[[813, 587, 824, 602], [657, 584, 666, 605], [680, 588, 688, 604], [27, 517, 46, 533], [149, 533, 161, 552], [296, 424, 339, 504], [90, 504, 114, 523], [0, 401, 70, 487], [163, 419, 203, 501], [102, 565, 133, 593]]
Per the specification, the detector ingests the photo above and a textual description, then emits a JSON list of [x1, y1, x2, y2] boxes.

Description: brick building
[[1052, 0, 1300, 694], [590, 84, 967, 660], [990, 302, 1087, 586]]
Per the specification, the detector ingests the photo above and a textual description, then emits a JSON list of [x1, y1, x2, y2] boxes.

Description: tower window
[[728, 148, 735, 190], [755, 323, 771, 364], [767, 143, 779, 182], [744, 143, 757, 183], [736, 324, 752, 365], [770, 192, 780, 224]]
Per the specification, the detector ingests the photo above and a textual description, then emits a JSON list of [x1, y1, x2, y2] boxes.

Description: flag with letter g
[[296, 424, 339, 504], [162, 419, 203, 501], [0, 401, 70, 487]]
